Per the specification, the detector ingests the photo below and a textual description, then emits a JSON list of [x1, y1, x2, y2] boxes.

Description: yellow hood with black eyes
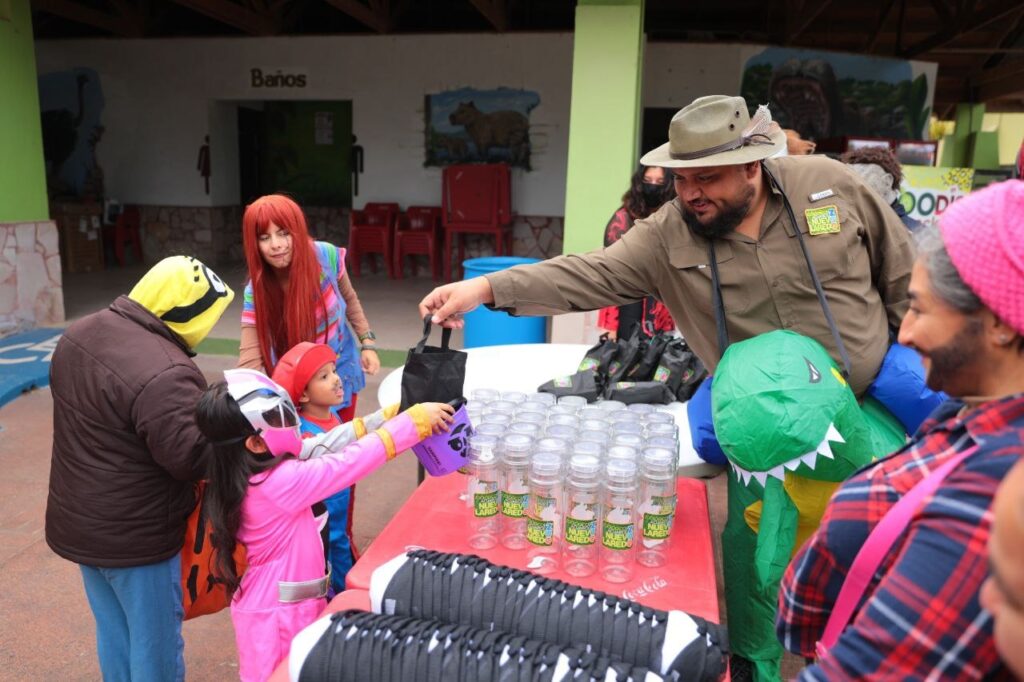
[[129, 256, 234, 349]]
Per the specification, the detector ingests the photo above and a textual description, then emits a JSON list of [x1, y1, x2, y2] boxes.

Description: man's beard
[[680, 183, 755, 239], [924, 317, 984, 395]]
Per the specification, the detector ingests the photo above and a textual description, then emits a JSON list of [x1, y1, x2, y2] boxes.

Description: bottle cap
[[530, 451, 562, 477]]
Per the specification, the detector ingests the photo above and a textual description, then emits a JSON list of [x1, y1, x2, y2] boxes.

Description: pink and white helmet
[[224, 368, 303, 457]]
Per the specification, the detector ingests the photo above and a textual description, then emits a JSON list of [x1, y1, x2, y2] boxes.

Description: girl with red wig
[[238, 194, 379, 417]]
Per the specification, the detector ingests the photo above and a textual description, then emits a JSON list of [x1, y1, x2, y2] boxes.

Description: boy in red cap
[[272, 341, 402, 593]]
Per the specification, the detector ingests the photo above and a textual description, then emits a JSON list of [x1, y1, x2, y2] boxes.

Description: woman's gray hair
[[914, 223, 983, 313]]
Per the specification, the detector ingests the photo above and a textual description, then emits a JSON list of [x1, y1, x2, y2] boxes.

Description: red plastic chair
[[347, 202, 399, 278], [441, 165, 513, 281], [393, 206, 443, 280], [104, 205, 143, 267]]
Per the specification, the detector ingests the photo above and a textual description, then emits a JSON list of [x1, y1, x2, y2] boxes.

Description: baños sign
[[250, 68, 308, 89]]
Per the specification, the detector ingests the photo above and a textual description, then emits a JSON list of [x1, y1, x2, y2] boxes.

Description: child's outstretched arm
[[270, 403, 455, 512], [298, 404, 402, 460]]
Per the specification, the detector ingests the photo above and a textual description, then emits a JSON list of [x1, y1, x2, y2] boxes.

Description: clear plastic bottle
[[526, 392, 557, 406], [644, 410, 675, 425], [557, 395, 588, 410], [578, 406, 608, 422], [480, 412, 513, 426], [600, 458, 638, 583], [525, 451, 562, 573], [612, 432, 645, 450], [637, 447, 677, 567], [517, 402, 548, 417], [501, 390, 527, 404], [514, 410, 546, 425], [579, 418, 610, 433], [535, 437, 570, 457], [544, 424, 578, 441], [472, 387, 499, 400], [548, 413, 580, 429], [499, 434, 534, 550], [509, 421, 542, 438], [597, 399, 627, 414], [645, 421, 679, 440], [612, 420, 644, 435], [563, 453, 601, 577], [473, 422, 507, 439], [627, 403, 655, 416], [483, 400, 517, 416], [577, 430, 610, 449], [466, 434, 500, 549], [572, 440, 604, 462], [606, 444, 639, 464]]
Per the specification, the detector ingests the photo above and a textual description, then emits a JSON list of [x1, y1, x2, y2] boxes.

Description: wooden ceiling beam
[[468, 0, 508, 32], [786, 0, 833, 43], [32, 0, 144, 37], [901, 0, 1023, 57], [864, 0, 898, 52], [322, 0, 391, 32], [166, 0, 277, 35]]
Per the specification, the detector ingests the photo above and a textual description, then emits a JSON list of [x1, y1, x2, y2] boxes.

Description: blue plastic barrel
[[462, 256, 547, 348]]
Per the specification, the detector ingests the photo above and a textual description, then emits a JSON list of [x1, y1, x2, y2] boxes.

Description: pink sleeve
[[259, 411, 427, 513]]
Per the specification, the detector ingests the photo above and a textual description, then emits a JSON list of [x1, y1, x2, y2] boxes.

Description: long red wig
[[242, 194, 327, 374]]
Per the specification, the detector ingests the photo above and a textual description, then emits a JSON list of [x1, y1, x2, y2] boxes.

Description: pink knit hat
[[939, 180, 1024, 335]]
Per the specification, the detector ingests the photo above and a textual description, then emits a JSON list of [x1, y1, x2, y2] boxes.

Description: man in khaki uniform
[[420, 95, 914, 399]]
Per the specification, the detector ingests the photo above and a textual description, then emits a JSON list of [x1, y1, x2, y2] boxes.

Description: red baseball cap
[[270, 342, 338, 405]]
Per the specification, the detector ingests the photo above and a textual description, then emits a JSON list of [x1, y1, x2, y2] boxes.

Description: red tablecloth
[[347, 473, 719, 622]]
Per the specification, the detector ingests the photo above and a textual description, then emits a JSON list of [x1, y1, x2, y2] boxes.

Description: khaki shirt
[[488, 156, 914, 396]]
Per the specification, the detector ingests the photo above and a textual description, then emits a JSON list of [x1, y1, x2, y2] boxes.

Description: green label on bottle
[[526, 495, 556, 546], [501, 492, 528, 518], [642, 512, 671, 539], [564, 516, 596, 545], [474, 491, 499, 518], [602, 520, 634, 550], [527, 516, 554, 546]]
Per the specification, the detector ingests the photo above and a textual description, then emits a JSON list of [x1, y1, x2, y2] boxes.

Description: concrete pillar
[[0, 0, 63, 334], [0, 0, 48, 223], [552, 0, 645, 344]]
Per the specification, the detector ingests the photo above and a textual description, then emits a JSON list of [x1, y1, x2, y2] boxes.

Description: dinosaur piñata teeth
[[729, 422, 845, 487]]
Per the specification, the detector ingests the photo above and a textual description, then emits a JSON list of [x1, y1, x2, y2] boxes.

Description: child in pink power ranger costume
[[195, 369, 453, 681]]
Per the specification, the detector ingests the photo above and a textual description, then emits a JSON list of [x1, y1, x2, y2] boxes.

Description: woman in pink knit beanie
[[778, 180, 1024, 680]]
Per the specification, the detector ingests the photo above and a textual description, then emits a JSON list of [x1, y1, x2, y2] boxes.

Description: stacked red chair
[[347, 202, 399, 277], [393, 206, 443, 280], [441, 164, 513, 281]]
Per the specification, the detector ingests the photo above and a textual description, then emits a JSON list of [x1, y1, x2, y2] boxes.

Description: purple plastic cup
[[412, 404, 474, 477]]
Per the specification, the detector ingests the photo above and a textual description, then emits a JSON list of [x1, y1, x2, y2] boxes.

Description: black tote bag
[[400, 315, 468, 411]]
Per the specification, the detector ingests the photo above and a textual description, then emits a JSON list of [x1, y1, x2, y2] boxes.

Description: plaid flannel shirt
[[777, 394, 1024, 681]]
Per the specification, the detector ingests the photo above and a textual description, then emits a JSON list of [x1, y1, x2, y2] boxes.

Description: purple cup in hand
[[412, 404, 474, 476]]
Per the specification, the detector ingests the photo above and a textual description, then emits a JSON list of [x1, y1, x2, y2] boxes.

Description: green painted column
[[0, 0, 48, 222], [562, 0, 644, 255]]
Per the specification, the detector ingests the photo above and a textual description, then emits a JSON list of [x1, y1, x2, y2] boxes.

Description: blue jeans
[[79, 553, 185, 682]]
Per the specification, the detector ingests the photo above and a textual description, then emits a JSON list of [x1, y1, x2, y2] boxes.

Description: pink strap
[[815, 444, 979, 658]]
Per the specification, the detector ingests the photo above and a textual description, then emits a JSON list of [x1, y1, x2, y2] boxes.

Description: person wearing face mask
[[598, 165, 677, 339]]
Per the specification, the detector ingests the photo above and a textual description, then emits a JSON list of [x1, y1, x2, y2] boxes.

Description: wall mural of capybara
[[425, 87, 540, 169]]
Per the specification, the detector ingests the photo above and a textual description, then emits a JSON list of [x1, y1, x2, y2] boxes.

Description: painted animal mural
[[449, 101, 529, 165], [712, 330, 907, 682]]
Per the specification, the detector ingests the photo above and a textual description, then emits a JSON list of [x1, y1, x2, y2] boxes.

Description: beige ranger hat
[[640, 95, 787, 168]]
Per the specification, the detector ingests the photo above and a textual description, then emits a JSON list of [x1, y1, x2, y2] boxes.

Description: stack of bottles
[[464, 389, 681, 583]]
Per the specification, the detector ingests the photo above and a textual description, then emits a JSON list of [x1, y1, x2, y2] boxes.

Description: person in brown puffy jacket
[[46, 256, 233, 682]]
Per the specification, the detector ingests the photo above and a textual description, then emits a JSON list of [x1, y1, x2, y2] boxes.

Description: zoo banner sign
[[899, 167, 974, 229], [425, 87, 539, 170]]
